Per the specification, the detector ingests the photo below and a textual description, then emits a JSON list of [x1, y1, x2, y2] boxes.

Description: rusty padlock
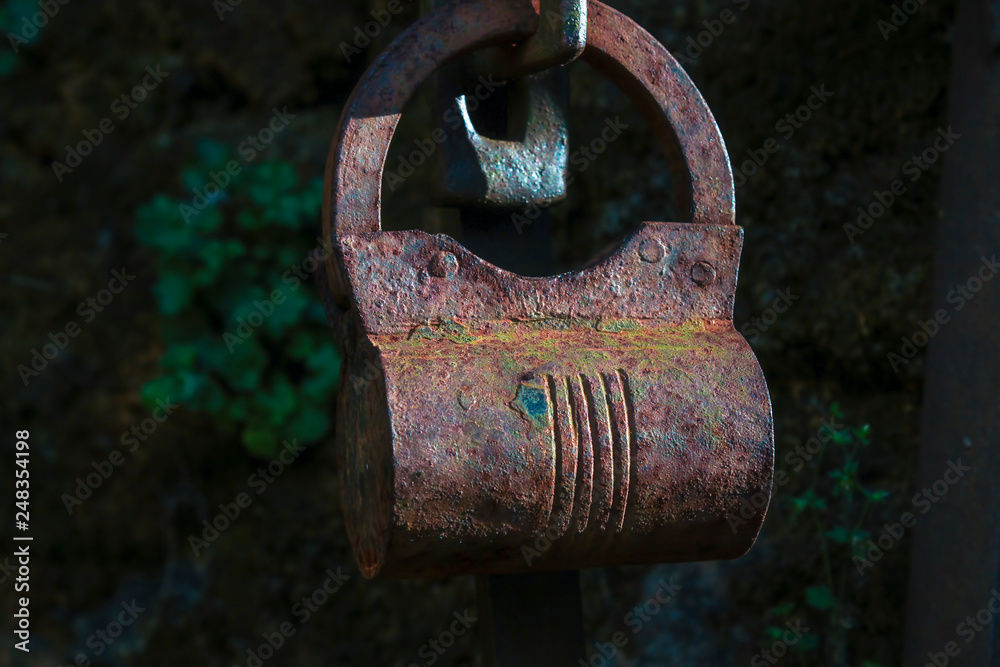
[[321, 0, 774, 579]]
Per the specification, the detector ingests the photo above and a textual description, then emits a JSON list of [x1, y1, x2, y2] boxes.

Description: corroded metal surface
[[338, 223, 742, 332], [425, 0, 571, 208], [471, 0, 588, 78], [430, 66, 570, 207], [325, 0, 736, 239], [322, 0, 772, 579]]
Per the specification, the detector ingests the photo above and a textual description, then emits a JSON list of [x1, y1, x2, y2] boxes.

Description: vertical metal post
[[415, 2, 585, 663], [448, 10, 585, 665], [476, 570, 586, 667], [457, 208, 554, 276], [456, 102, 584, 667], [903, 1, 1000, 664]]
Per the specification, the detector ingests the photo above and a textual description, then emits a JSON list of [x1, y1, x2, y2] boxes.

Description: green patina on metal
[[596, 318, 642, 333], [409, 318, 481, 344], [510, 381, 551, 431]]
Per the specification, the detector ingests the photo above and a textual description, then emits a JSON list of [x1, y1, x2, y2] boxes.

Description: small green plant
[[136, 139, 339, 457], [761, 403, 889, 666], [751, 600, 818, 666], [0, 0, 47, 77]]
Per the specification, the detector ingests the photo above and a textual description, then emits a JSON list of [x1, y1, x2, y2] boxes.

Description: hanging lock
[[321, 0, 774, 579]]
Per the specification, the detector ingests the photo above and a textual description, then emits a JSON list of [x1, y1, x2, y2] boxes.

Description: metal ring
[[324, 0, 736, 239], [472, 0, 588, 78]]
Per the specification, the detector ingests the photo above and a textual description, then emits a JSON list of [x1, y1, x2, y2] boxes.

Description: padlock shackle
[[324, 0, 736, 240]]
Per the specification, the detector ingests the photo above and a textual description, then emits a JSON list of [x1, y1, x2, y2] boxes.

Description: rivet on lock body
[[320, 0, 774, 580]]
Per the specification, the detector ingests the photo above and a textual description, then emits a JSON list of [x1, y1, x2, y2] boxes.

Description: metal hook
[[472, 0, 588, 78], [419, 0, 584, 207]]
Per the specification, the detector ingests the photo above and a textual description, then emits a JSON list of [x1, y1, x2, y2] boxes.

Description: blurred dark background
[[0, 0, 954, 665]]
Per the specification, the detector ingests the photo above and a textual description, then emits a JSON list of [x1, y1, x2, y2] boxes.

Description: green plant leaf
[[263, 286, 309, 337], [830, 461, 860, 497], [770, 602, 795, 616], [789, 490, 827, 516], [0, 52, 17, 78], [136, 195, 189, 252], [305, 341, 341, 374], [161, 344, 199, 371], [796, 634, 819, 651], [827, 525, 868, 544], [864, 488, 890, 503], [242, 425, 279, 458], [806, 585, 837, 611], [227, 396, 250, 423], [214, 338, 267, 392], [154, 267, 195, 315], [137, 143, 338, 458], [826, 526, 852, 543], [260, 375, 297, 427], [195, 138, 231, 170], [287, 404, 330, 443], [7, 0, 43, 44], [832, 428, 853, 445], [288, 330, 319, 360], [141, 375, 181, 410], [194, 239, 245, 285]]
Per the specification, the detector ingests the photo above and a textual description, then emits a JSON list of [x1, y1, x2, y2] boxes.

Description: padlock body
[[322, 0, 776, 581], [339, 320, 772, 579]]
